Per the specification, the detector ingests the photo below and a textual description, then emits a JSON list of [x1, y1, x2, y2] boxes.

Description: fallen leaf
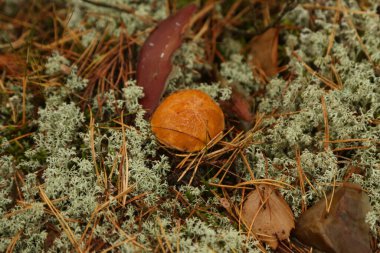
[[295, 183, 373, 253], [220, 85, 253, 124], [242, 185, 295, 249], [137, 4, 197, 116], [250, 28, 279, 80]]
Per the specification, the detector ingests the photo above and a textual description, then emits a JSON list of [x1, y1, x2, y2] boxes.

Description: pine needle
[[39, 187, 83, 253]]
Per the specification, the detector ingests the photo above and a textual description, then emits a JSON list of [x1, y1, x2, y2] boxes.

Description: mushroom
[[150, 89, 225, 152]]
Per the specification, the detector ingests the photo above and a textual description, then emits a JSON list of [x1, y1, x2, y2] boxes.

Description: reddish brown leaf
[[242, 185, 295, 249], [0, 53, 26, 76], [250, 28, 279, 80], [295, 183, 373, 253], [137, 4, 197, 116], [220, 85, 253, 123]]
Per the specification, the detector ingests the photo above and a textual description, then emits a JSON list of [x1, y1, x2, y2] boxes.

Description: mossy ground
[[0, 0, 379, 252]]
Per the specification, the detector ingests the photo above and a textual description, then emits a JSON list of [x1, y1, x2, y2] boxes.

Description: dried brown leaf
[[242, 185, 295, 249], [220, 85, 253, 124], [250, 28, 279, 80]]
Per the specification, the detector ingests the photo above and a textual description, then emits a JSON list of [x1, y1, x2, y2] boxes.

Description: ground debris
[[242, 184, 295, 249], [295, 183, 373, 253]]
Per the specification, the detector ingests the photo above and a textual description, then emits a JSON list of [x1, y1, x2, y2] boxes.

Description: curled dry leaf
[[220, 85, 253, 124], [151, 89, 224, 152], [295, 183, 372, 253], [242, 185, 295, 249], [137, 4, 197, 116], [250, 28, 279, 80]]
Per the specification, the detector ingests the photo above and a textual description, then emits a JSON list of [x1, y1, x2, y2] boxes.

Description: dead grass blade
[[100, 237, 138, 253], [177, 114, 265, 186], [119, 111, 129, 206], [6, 230, 22, 253], [295, 148, 307, 212], [89, 108, 100, 178], [321, 96, 330, 151], [79, 185, 136, 250], [39, 186, 83, 253], [292, 51, 339, 90]]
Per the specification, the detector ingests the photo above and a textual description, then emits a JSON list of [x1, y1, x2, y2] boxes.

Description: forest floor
[[0, 0, 379, 252]]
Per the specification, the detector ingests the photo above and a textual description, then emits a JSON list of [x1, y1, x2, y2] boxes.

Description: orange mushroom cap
[[151, 89, 225, 152]]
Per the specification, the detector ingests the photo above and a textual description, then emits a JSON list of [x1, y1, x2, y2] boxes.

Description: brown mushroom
[[150, 89, 225, 152]]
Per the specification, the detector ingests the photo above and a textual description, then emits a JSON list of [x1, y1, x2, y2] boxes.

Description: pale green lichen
[[249, 0, 380, 229], [122, 80, 145, 113], [167, 41, 212, 93], [45, 51, 70, 75], [220, 54, 258, 92], [43, 52, 89, 106], [65, 0, 166, 36], [190, 82, 232, 101]]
